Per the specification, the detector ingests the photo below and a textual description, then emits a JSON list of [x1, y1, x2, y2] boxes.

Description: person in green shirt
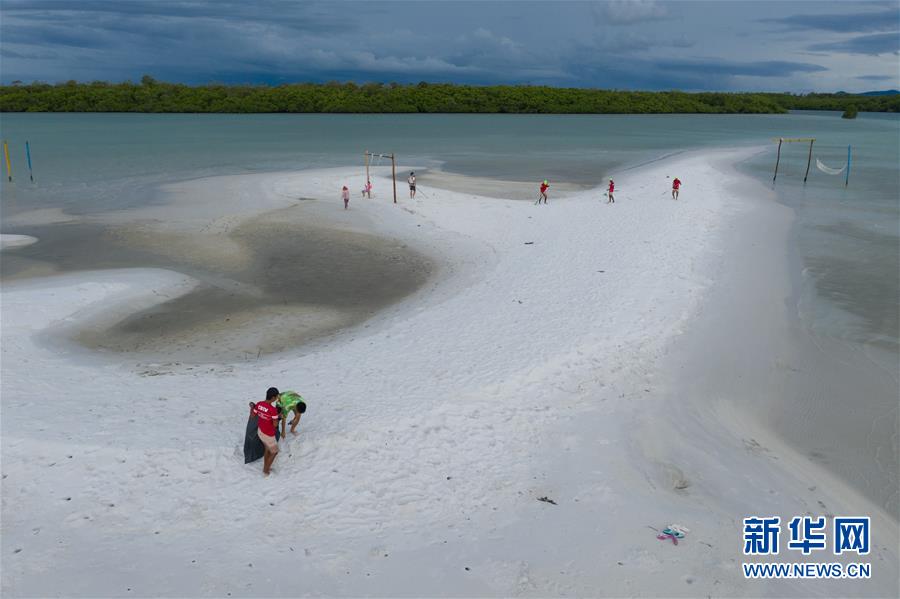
[[277, 390, 307, 438]]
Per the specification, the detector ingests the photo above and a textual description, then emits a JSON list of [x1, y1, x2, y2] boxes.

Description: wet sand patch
[[2, 204, 433, 362], [416, 170, 590, 202]]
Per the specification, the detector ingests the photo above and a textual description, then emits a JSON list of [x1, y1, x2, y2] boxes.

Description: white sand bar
[[0, 234, 38, 250], [1, 149, 897, 597]]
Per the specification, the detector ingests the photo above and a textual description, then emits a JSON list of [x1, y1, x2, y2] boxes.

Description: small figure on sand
[[277, 390, 307, 438], [672, 177, 681, 200], [408, 172, 417, 199], [607, 179, 615, 203], [253, 387, 281, 475], [342, 185, 350, 209], [362, 179, 372, 198], [537, 179, 549, 204]]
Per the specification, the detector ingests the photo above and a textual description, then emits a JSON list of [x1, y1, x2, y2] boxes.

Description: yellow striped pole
[[3, 140, 11, 182]]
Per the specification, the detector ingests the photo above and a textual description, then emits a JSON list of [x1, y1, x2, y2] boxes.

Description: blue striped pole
[[26, 141, 33, 182], [845, 145, 851, 187]]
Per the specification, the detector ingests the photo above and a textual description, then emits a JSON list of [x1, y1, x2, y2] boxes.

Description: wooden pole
[[845, 145, 851, 187], [803, 139, 814, 183], [773, 138, 782, 183], [391, 154, 397, 204], [365, 150, 369, 188]]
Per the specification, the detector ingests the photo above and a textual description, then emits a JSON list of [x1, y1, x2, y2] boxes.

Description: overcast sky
[[1, 0, 897, 92]]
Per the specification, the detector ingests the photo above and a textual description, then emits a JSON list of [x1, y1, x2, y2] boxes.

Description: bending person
[[278, 390, 308, 438]]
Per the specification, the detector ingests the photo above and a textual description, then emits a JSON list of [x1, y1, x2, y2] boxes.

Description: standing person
[[607, 179, 615, 203], [361, 179, 372, 198], [244, 401, 282, 464], [278, 390, 307, 438], [254, 387, 281, 476], [408, 172, 417, 199], [342, 186, 350, 210], [537, 179, 549, 204], [672, 177, 681, 200]]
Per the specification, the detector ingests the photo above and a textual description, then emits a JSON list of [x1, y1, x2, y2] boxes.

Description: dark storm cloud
[[760, 8, 898, 33], [0, 0, 354, 32], [855, 74, 894, 81], [808, 32, 900, 55], [0, 47, 59, 60], [1, 23, 117, 49], [656, 59, 828, 78], [0, 1, 892, 92]]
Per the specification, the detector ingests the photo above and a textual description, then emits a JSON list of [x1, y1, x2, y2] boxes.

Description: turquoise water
[[1, 112, 898, 510], [2, 112, 896, 349]]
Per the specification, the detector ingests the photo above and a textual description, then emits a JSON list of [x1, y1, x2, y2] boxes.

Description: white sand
[[1, 150, 897, 597], [0, 234, 38, 250]]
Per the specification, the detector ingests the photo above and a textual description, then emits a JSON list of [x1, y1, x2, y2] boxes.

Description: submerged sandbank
[[1, 175, 433, 362], [416, 169, 589, 202], [0, 234, 38, 250]]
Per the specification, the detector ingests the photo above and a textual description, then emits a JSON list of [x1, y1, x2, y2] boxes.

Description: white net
[[816, 158, 846, 175]]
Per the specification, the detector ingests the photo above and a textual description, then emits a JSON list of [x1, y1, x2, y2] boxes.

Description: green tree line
[[1, 77, 897, 114]]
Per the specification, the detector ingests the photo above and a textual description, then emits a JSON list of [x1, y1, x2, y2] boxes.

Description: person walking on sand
[[342, 185, 350, 209], [408, 172, 417, 199], [537, 179, 549, 204], [254, 387, 281, 475], [278, 390, 307, 438], [672, 177, 681, 200], [607, 179, 615, 204]]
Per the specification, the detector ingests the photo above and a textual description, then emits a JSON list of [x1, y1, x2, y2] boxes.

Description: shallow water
[[2, 111, 895, 348], [1, 207, 432, 362]]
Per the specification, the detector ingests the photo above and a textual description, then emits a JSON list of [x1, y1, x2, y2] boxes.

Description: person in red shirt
[[254, 387, 282, 475], [607, 179, 615, 204], [537, 179, 549, 204], [672, 177, 681, 200]]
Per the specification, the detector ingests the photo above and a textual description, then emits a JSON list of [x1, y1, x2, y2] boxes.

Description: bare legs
[[263, 447, 278, 476]]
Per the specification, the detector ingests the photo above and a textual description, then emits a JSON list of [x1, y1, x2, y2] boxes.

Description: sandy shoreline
[[1, 151, 897, 597]]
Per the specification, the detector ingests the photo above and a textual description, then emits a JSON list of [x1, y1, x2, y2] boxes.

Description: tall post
[[391, 154, 397, 204], [773, 138, 782, 183], [365, 150, 369, 187], [3, 140, 11, 182], [803, 139, 814, 183], [845, 145, 851, 187], [26, 141, 33, 182]]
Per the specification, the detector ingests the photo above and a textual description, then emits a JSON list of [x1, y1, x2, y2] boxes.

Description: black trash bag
[[243, 409, 281, 465]]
